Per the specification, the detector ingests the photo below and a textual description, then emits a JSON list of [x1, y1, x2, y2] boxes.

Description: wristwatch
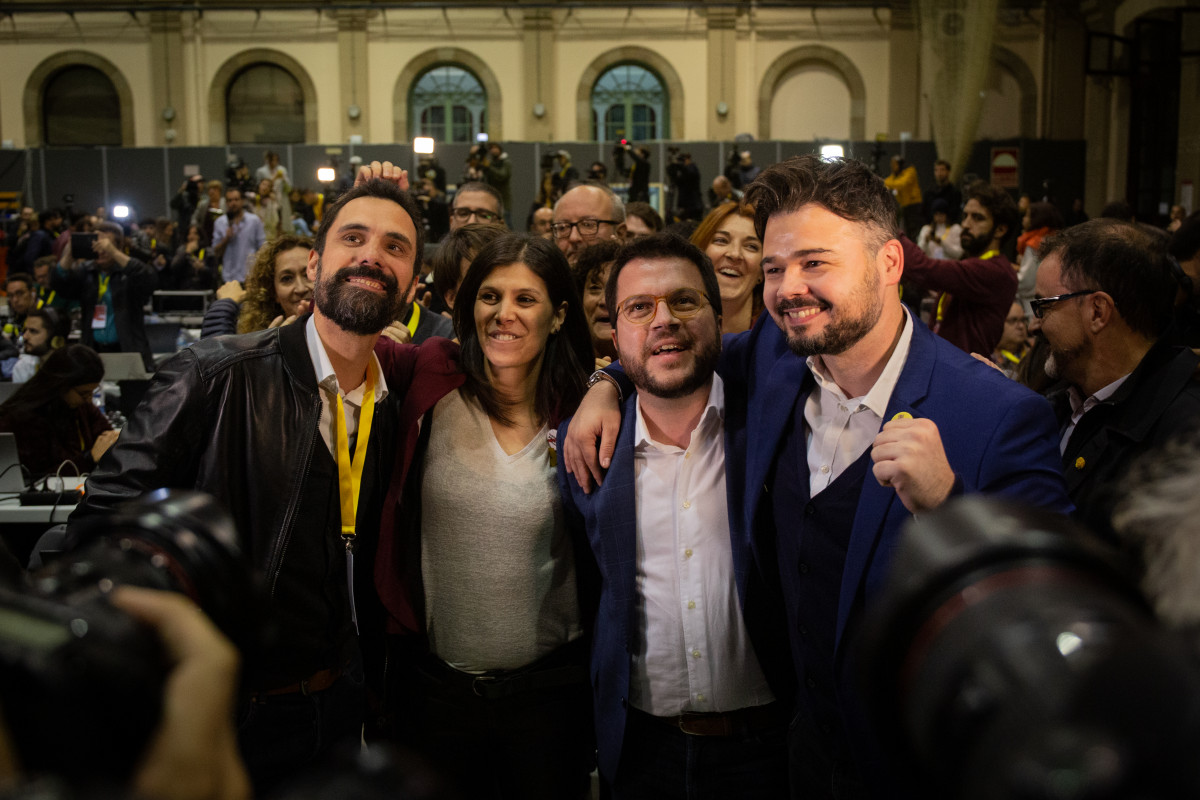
[[586, 370, 623, 403]]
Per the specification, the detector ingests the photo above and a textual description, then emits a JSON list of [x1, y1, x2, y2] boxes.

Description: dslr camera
[[0, 490, 256, 786]]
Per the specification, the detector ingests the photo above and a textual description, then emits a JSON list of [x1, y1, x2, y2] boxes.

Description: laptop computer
[[0, 432, 28, 493], [99, 352, 151, 381]]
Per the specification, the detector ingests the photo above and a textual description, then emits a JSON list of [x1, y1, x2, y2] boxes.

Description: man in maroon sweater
[[899, 180, 1019, 356]]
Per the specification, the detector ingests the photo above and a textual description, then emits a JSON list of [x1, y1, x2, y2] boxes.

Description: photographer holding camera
[[464, 142, 512, 227], [0, 586, 249, 800], [665, 147, 703, 221]]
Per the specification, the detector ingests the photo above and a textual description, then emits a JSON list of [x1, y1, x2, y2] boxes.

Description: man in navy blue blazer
[[558, 234, 793, 798], [565, 156, 1072, 798]]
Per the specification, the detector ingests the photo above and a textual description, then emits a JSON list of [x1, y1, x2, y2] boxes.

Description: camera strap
[[334, 358, 377, 635]]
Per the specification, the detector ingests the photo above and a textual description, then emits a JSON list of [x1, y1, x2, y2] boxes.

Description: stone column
[[522, 7, 555, 142], [336, 10, 371, 142], [889, 1, 920, 140], [1041, 7, 1086, 140], [706, 7, 738, 140], [149, 11, 187, 145]]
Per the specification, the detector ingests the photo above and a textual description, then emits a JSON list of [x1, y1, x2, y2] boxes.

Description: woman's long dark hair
[[452, 233, 593, 427], [0, 345, 105, 420]]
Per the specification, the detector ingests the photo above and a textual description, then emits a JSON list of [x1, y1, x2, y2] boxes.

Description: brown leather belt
[[253, 666, 342, 700], [640, 702, 783, 737]]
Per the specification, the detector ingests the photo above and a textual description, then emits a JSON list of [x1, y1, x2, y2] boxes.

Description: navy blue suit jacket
[[556, 386, 793, 784], [723, 311, 1072, 786]]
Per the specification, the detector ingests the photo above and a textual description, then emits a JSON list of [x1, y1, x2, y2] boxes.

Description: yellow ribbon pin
[[1074, 457, 1086, 470], [891, 412, 913, 421]]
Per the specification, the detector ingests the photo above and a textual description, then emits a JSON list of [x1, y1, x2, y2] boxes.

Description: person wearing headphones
[[11, 306, 68, 383]]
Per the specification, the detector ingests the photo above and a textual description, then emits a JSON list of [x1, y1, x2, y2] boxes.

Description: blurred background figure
[[0, 344, 118, 480]]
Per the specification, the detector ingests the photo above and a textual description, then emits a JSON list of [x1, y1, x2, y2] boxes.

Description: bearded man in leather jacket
[[69, 167, 463, 796]]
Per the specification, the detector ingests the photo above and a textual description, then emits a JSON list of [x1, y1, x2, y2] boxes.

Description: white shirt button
[[691, 649, 701, 659], [684, 548, 693, 558], [820, 465, 830, 474]]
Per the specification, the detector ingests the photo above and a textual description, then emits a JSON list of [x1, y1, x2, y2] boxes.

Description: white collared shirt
[[1060, 374, 1130, 454], [804, 309, 915, 496], [629, 374, 775, 716], [304, 316, 390, 455]]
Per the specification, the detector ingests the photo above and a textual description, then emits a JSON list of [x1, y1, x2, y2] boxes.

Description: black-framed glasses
[[550, 219, 620, 239], [450, 207, 500, 223], [1029, 290, 1098, 319], [617, 288, 710, 325]]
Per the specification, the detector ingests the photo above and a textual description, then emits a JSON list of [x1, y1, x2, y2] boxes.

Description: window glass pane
[[451, 106, 473, 144], [420, 106, 446, 142], [410, 65, 486, 143], [591, 63, 667, 141], [632, 105, 656, 142], [227, 64, 304, 144], [605, 105, 626, 140], [43, 66, 121, 146]]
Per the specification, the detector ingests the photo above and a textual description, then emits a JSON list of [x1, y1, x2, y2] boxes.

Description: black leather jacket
[[70, 317, 398, 685]]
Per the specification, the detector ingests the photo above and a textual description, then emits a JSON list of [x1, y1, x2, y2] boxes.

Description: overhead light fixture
[[820, 144, 845, 161], [413, 137, 435, 155], [317, 167, 336, 182], [112, 204, 131, 219]]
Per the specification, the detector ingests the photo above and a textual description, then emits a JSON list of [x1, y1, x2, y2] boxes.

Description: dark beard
[[960, 225, 994, 258], [778, 266, 883, 358], [313, 260, 403, 335], [624, 328, 721, 400]]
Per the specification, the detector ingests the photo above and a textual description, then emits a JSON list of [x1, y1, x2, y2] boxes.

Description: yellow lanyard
[[937, 250, 1000, 323], [98, 274, 111, 302], [999, 348, 1022, 364], [333, 359, 377, 633], [406, 303, 421, 337], [334, 358, 377, 542], [37, 289, 55, 308], [197, 248, 206, 261]]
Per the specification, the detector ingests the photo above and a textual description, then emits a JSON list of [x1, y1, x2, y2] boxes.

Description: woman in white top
[[389, 233, 596, 799], [916, 198, 963, 260]]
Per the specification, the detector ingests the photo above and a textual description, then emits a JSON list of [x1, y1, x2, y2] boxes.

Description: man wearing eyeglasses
[[557, 233, 790, 798], [563, 156, 1071, 798], [448, 181, 505, 233], [1034, 218, 1200, 543], [552, 182, 627, 267]]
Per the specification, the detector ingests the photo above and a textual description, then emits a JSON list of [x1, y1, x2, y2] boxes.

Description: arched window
[[226, 63, 305, 144], [410, 65, 487, 143], [43, 66, 121, 146], [591, 63, 667, 142]]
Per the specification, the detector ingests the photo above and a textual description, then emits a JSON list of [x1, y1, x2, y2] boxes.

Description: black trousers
[[390, 640, 595, 800]]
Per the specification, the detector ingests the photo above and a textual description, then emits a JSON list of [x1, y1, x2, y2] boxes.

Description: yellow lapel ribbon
[[97, 274, 111, 302], [406, 302, 421, 337]]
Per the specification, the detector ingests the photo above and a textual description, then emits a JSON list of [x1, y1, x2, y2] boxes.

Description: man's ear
[[307, 249, 319, 282], [992, 224, 1009, 247], [615, 222, 628, 242], [878, 238, 904, 287], [404, 275, 420, 305], [1088, 291, 1116, 333]]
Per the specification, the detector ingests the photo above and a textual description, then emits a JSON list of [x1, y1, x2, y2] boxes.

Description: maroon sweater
[[900, 235, 1018, 356], [372, 335, 466, 635]]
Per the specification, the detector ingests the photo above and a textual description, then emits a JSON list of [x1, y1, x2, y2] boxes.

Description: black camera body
[[861, 497, 1200, 799], [0, 490, 255, 786]]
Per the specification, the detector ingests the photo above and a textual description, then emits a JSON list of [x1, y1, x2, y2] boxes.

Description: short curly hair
[[237, 234, 314, 333]]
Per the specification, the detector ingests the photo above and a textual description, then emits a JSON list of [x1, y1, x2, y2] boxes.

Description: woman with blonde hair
[[199, 234, 313, 338]]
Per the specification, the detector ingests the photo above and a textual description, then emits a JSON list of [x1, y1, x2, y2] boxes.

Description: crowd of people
[[0, 147, 1199, 800]]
